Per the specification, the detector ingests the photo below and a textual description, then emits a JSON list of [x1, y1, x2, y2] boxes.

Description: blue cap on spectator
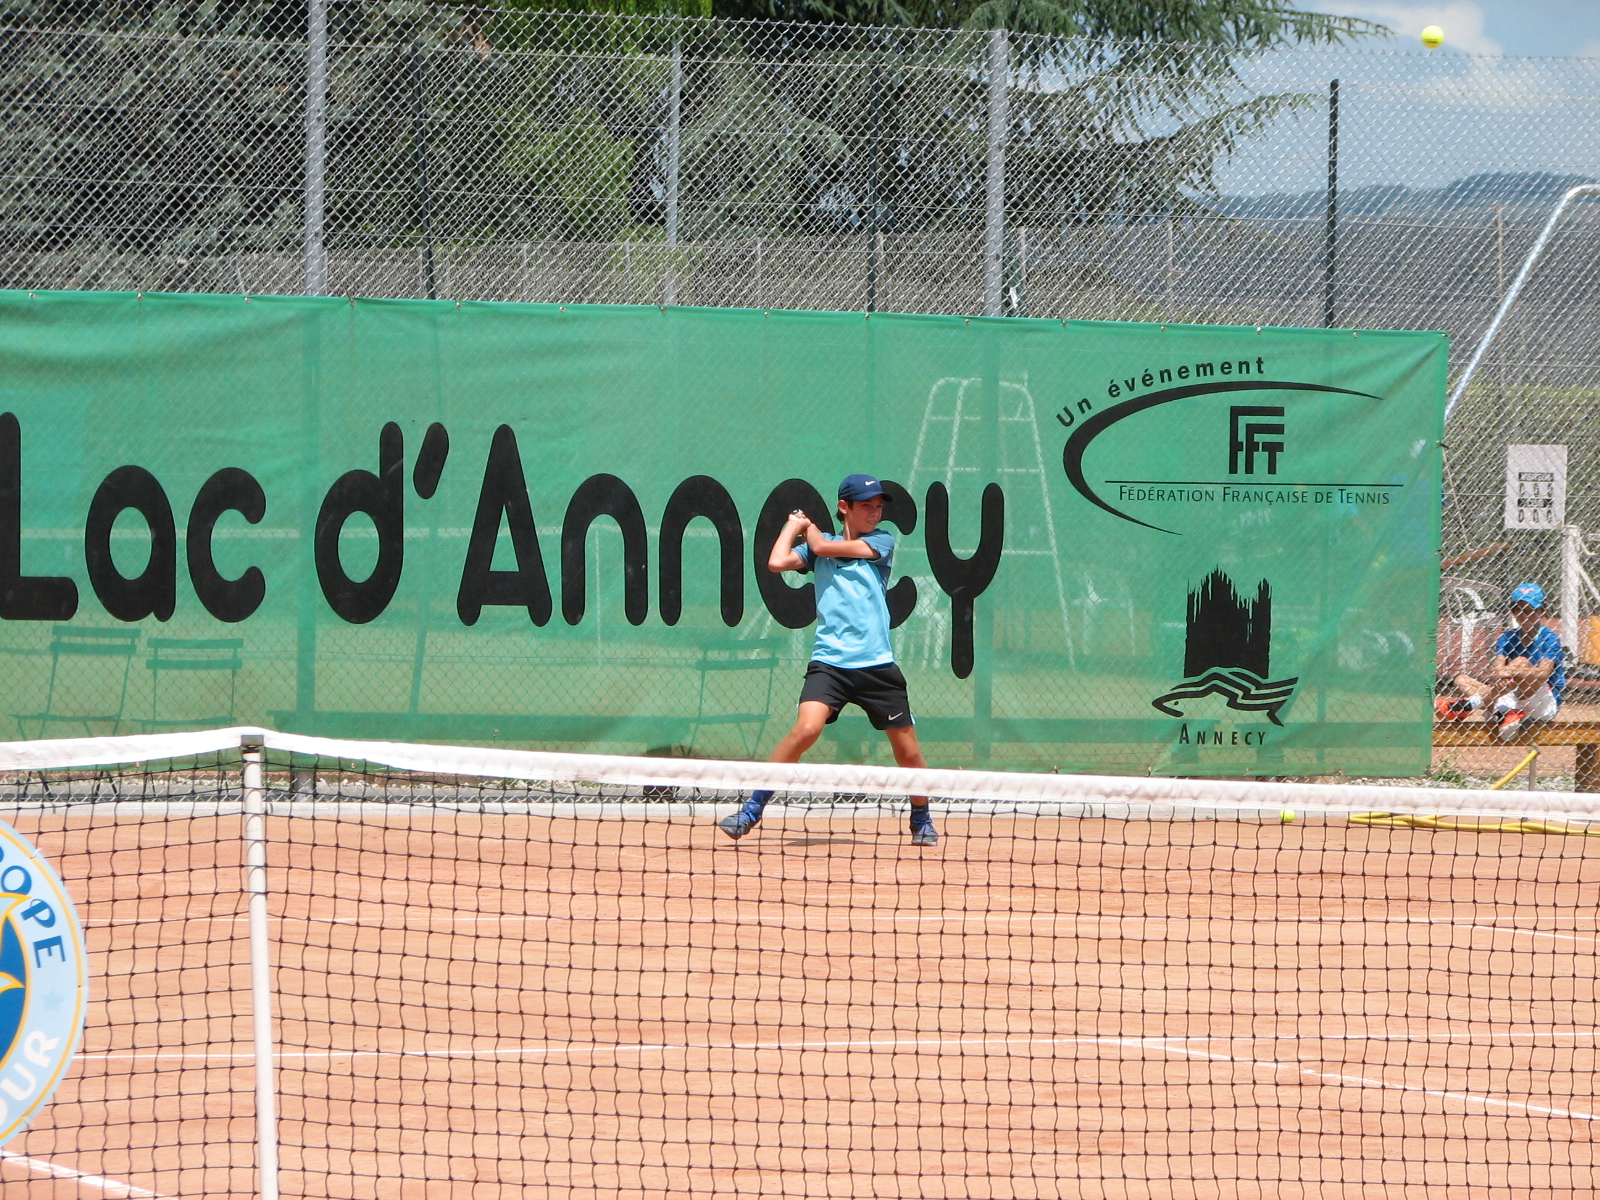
[[838, 474, 889, 502], [1510, 582, 1545, 608]]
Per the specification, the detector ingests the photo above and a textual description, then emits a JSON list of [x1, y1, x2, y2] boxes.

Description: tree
[[680, 0, 1387, 244], [712, 0, 1380, 49], [0, 0, 1388, 291]]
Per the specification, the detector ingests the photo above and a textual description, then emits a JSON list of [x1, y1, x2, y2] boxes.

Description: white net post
[[241, 735, 281, 1200]]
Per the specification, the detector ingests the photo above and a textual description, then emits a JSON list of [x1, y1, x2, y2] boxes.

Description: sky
[[1306, 0, 1600, 59], [1198, 1, 1600, 194]]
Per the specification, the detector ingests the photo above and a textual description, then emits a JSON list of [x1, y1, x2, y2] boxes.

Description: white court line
[[1167, 1031, 1600, 1043], [92, 905, 1582, 931], [1119, 1036, 1600, 1123], [80, 913, 1600, 945], [1062, 914, 1600, 949], [1394, 918, 1600, 947], [68, 1030, 1600, 1132], [0, 1149, 162, 1198], [81, 1029, 1600, 1061], [68, 1033, 1600, 1121], [72, 909, 1600, 972]]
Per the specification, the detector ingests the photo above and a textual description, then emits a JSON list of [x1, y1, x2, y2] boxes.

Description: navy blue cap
[[838, 474, 889, 502]]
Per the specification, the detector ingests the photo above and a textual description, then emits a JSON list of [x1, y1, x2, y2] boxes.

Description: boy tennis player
[[718, 474, 937, 846], [1436, 581, 1565, 739]]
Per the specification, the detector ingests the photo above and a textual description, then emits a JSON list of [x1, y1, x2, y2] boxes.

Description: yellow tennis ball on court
[[1420, 25, 1444, 49], [1280, 809, 1296, 824]]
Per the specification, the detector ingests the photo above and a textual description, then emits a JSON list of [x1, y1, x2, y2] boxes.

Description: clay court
[[1, 800, 1598, 1199]]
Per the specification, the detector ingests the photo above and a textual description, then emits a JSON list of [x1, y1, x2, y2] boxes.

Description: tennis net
[[2, 726, 1598, 1199]]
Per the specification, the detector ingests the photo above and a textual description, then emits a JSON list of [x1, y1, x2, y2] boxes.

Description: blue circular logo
[[0, 820, 87, 1142]]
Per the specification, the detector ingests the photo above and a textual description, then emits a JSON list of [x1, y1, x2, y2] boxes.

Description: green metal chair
[[686, 637, 783, 757], [136, 637, 245, 731], [16, 626, 141, 739]]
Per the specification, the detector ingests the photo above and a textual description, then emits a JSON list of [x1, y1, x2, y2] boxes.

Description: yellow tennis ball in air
[[1279, 809, 1296, 824], [1420, 25, 1444, 49]]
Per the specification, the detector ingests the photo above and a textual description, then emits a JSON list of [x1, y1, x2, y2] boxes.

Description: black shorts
[[799, 661, 915, 730]]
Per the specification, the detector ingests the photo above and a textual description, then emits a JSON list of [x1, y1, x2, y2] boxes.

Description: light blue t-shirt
[[1495, 623, 1566, 703], [795, 529, 895, 669]]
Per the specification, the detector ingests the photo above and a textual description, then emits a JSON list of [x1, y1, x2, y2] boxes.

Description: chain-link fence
[[5, 4, 1600, 776]]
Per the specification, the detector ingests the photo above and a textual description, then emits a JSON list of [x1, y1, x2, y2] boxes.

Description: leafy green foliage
[[505, 0, 712, 16], [0, 1, 1388, 288], [713, 0, 1381, 50]]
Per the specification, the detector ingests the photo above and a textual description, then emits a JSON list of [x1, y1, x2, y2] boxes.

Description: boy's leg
[[1439, 673, 1492, 720], [1494, 683, 1561, 739], [1524, 685, 1559, 722], [771, 701, 834, 763], [719, 702, 832, 839], [885, 726, 937, 846]]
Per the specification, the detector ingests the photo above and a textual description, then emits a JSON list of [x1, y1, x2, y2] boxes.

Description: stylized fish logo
[[1152, 570, 1298, 725]]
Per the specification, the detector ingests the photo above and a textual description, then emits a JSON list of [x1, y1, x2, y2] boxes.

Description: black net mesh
[[3, 745, 1599, 1197]]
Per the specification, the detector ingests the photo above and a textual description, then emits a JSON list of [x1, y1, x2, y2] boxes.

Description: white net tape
[[0, 725, 1577, 821]]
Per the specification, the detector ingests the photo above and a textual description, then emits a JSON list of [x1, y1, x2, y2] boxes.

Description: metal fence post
[[242, 736, 281, 1200], [303, 0, 328, 296], [865, 54, 882, 314], [410, 42, 438, 301], [1323, 78, 1338, 328], [664, 39, 682, 307], [1563, 523, 1584, 645], [1164, 216, 1175, 320], [982, 26, 1007, 318]]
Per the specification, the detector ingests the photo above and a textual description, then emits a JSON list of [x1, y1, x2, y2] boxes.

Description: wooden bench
[[1434, 702, 1600, 791]]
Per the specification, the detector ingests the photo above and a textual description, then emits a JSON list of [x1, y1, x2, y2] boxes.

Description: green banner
[[0, 290, 1444, 775]]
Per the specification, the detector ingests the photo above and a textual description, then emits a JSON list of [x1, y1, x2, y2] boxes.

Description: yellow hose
[[1489, 748, 1541, 791], [1349, 747, 1599, 834], [1484, 748, 1536, 793], [1349, 812, 1600, 835], [1347, 749, 1600, 833]]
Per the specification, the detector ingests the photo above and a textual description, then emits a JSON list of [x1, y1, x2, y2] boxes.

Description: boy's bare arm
[[1500, 655, 1554, 685], [803, 523, 879, 560], [768, 513, 810, 573]]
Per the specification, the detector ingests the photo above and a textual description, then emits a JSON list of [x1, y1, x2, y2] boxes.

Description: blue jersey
[[1495, 623, 1565, 703], [795, 529, 895, 669]]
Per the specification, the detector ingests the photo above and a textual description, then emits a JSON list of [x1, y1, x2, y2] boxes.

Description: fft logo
[[1229, 406, 1284, 475], [0, 822, 87, 1143]]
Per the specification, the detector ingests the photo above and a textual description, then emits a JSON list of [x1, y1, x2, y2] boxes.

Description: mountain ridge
[[1216, 171, 1598, 220]]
